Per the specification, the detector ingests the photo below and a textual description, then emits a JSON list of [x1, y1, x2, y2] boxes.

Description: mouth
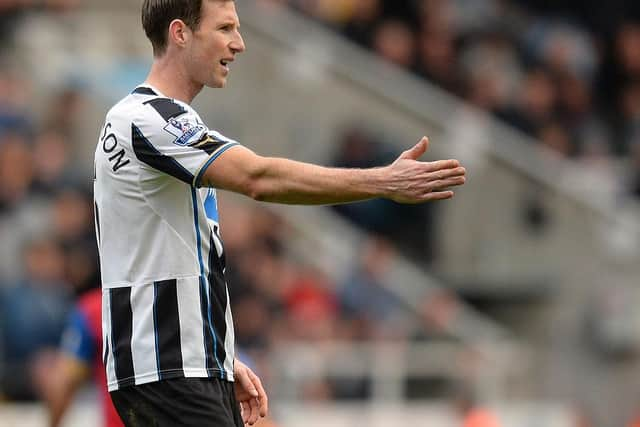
[[219, 58, 233, 73]]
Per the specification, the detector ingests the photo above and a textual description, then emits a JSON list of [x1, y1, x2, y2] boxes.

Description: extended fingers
[[429, 175, 466, 191], [428, 166, 466, 181], [423, 191, 454, 201], [423, 159, 460, 172]]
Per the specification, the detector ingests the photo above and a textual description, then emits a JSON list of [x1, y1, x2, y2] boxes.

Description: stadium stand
[[2, 1, 640, 426]]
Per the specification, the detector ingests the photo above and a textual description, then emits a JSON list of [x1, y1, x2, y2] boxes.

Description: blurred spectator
[[556, 72, 591, 125], [341, 0, 382, 48], [0, 132, 34, 214], [415, 27, 460, 93], [617, 82, 640, 155], [234, 293, 273, 351], [538, 121, 573, 156], [33, 288, 123, 427], [51, 188, 99, 294], [0, 71, 32, 137], [459, 33, 520, 112], [339, 236, 405, 339], [415, 0, 460, 92], [419, 0, 454, 34], [522, 20, 598, 80], [497, 68, 557, 137], [42, 86, 87, 138], [30, 130, 79, 196], [0, 237, 72, 400], [449, 0, 503, 35], [372, 19, 416, 68], [284, 268, 338, 341], [51, 188, 94, 247], [614, 23, 640, 78]]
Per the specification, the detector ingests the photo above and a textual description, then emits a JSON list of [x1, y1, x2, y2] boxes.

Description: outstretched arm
[[200, 137, 465, 204]]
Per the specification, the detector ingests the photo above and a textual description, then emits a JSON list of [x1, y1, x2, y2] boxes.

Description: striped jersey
[[93, 85, 240, 391]]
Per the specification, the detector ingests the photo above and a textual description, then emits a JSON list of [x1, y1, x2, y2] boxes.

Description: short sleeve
[[60, 308, 94, 365], [132, 97, 240, 187]]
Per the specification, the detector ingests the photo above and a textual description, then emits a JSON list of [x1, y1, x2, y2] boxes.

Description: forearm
[[40, 356, 88, 427], [49, 391, 74, 427], [247, 157, 389, 205], [45, 372, 79, 427]]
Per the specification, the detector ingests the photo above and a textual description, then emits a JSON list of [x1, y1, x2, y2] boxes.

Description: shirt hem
[[102, 273, 200, 289], [108, 368, 234, 392]]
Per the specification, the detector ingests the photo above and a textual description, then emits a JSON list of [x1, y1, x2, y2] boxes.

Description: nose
[[230, 30, 246, 54]]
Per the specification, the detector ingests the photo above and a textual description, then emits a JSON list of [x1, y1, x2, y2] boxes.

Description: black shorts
[[110, 377, 243, 427]]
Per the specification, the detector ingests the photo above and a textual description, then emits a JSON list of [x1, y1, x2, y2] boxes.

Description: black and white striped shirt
[[94, 85, 238, 391]]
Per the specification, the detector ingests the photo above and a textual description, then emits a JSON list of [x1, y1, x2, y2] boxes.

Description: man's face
[[187, 1, 245, 88]]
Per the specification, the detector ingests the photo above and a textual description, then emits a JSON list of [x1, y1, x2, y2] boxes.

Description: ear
[[168, 19, 191, 49]]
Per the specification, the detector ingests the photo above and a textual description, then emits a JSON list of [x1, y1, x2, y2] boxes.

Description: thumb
[[399, 137, 429, 160]]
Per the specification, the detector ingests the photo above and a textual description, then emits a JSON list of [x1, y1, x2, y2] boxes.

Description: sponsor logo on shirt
[[163, 117, 207, 146]]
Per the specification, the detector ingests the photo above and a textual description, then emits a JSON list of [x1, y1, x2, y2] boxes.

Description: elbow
[[245, 181, 265, 201], [242, 168, 270, 202], [218, 154, 272, 201], [245, 179, 271, 202], [243, 156, 275, 202]]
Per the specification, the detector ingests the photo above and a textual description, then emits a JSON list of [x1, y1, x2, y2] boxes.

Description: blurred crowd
[[4, 1, 640, 426], [264, 0, 640, 202], [0, 0, 79, 45], [0, 64, 99, 400]]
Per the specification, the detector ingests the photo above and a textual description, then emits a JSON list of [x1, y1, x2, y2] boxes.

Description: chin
[[207, 75, 227, 88]]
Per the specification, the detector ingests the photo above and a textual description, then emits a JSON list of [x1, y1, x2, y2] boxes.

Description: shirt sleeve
[[60, 308, 94, 365], [132, 97, 240, 188]]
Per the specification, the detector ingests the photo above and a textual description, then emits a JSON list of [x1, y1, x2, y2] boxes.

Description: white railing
[[267, 340, 529, 403]]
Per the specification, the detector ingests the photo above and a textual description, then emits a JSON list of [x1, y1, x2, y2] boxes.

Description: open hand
[[386, 137, 466, 203], [234, 359, 268, 426]]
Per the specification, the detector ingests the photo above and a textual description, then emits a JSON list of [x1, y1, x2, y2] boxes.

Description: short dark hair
[[142, 0, 231, 57]]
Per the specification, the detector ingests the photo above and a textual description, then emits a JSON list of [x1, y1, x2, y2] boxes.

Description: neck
[[144, 55, 203, 104]]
